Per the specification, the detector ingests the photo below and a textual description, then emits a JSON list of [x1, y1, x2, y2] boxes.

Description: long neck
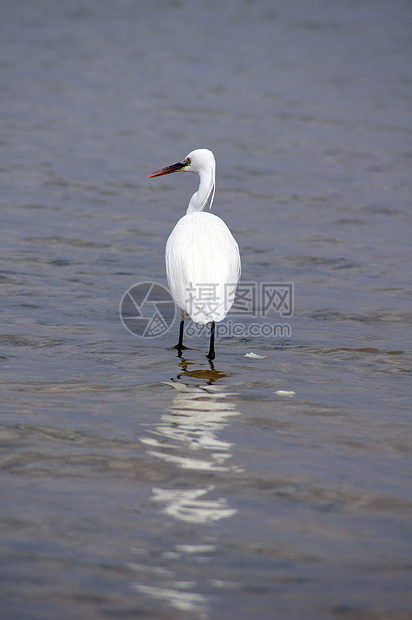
[[186, 168, 215, 214]]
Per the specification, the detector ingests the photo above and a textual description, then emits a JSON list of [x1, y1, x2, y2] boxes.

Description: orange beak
[[148, 161, 187, 178]]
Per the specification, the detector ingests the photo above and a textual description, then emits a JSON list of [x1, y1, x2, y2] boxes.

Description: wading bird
[[148, 149, 241, 360]]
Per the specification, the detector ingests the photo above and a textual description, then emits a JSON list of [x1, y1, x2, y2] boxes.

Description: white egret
[[148, 148, 241, 360]]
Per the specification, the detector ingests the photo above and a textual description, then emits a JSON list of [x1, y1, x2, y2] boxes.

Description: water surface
[[1, 1, 411, 618]]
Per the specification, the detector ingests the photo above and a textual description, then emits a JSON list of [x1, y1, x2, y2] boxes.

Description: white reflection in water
[[152, 486, 237, 524], [134, 366, 242, 616], [142, 375, 241, 522], [133, 584, 209, 614], [141, 378, 241, 474], [130, 544, 215, 616]]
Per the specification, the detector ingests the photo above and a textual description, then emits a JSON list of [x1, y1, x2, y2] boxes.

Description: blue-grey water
[[1, 1, 412, 618]]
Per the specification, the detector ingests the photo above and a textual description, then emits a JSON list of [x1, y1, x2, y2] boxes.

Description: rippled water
[[1, 1, 412, 618]]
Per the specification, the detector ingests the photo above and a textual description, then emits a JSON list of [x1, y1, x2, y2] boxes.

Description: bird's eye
[[184, 157, 191, 166]]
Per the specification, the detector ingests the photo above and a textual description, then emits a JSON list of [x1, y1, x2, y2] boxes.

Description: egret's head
[[148, 148, 215, 178], [184, 149, 215, 175]]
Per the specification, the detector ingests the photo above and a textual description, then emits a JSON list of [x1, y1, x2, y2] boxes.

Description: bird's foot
[[175, 344, 188, 358]]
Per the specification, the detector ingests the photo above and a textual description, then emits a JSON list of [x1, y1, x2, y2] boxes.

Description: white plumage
[[166, 211, 240, 323], [148, 148, 241, 359]]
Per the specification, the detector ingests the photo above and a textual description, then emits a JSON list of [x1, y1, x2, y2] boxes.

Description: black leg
[[207, 321, 215, 360], [176, 318, 184, 356]]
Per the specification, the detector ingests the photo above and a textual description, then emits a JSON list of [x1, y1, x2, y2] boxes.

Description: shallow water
[[1, 1, 412, 618]]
